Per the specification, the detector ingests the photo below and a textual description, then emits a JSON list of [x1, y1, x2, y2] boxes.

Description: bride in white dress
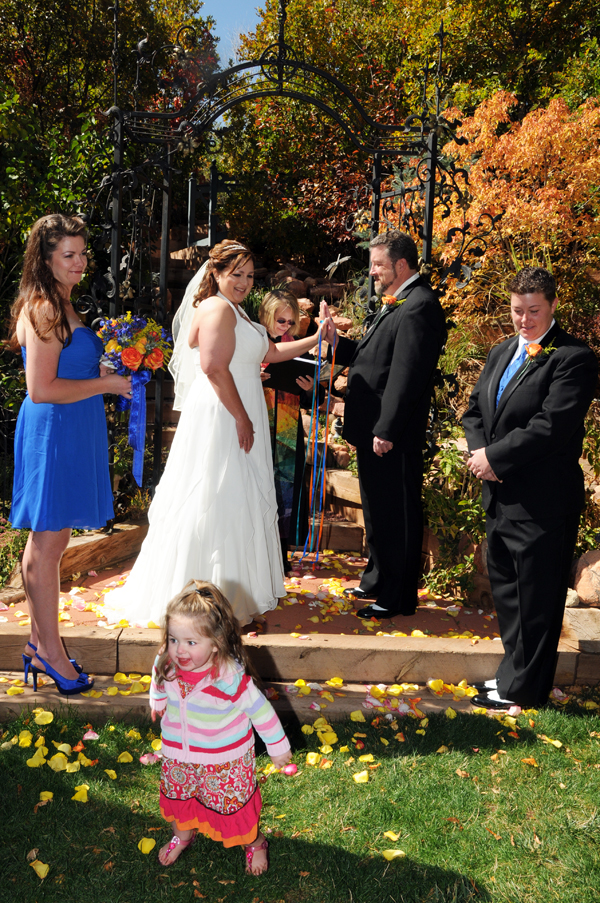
[[103, 240, 327, 626]]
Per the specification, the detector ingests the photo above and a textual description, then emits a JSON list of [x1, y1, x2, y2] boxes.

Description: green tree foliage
[[0, 0, 218, 315]]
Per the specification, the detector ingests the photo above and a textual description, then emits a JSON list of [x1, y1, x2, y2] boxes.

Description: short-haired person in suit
[[463, 267, 598, 709], [321, 231, 447, 618]]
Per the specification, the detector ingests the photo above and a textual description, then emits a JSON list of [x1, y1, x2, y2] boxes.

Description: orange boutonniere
[[382, 294, 404, 308], [518, 340, 556, 379]]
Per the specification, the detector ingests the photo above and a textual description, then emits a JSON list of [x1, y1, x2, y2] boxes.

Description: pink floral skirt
[[159, 747, 261, 847]]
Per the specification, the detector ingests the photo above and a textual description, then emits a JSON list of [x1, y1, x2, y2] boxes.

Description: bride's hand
[[236, 415, 255, 453]]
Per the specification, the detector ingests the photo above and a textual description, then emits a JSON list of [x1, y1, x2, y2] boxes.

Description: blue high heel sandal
[[29, 652, 94, 696], [23, 642, 82, 684]]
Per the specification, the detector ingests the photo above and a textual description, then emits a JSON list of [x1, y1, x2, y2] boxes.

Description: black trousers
[[356, 444, 423, 614], [486, 505, 580, 707]]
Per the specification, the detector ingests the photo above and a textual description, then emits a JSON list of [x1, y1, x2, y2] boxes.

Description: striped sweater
[[150, 656, 290, 766]]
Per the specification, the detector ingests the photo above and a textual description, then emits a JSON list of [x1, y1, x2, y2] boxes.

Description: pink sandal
[[159, 833, 195, 865], [244, 838, 269, 875]]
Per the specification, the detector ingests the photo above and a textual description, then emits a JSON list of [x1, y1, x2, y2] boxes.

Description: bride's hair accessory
[[212, 242, 249, 255]]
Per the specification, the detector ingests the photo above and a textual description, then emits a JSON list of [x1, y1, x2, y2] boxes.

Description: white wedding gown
[[103, 298, 285, 627]]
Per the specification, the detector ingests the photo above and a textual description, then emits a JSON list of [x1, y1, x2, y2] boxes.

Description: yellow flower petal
[[53, 742, 72, 755], [353, 770, 369, 783], [380, 737, 389, 746], [34, 711, 54, 726], [125, 729, 142, 740], [306, 752, 322, 766], [117, 751, 133, 763], [301, 725, 314, 735], [138, 837, 156, 854], [320, 744, 333, 754], [436, 745, 449, 754], [113, 672, 129, 684], [39, 791, 53, 801], [325, 677, 344, 688], [130, 682, 145, 694], [71, 784, 89, 802], [7, 687, 25, 696], [382, 849, 406, 861], [319, 730, 338, 745], [147, 620, 161, 629], [26, 750, 47, 767], [350, 711, 366, 722], [445, 707, 457, 719], [383, 831, 400, 841], [66, 761, 80, 773], [294, 679, 307, 687], [151, 739, 162, 751], [359, 753, 374, 763], [30, 860, 50, 879], [104, 769, 117, 780], [48, 753, 68, 772], [107, 686, 119, 696]]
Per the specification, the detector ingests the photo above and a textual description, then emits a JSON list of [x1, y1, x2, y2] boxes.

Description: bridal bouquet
[[97, 313, 173, 485]]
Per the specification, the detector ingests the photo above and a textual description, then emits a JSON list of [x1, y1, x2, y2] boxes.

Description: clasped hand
[[466, 447, 502, 482]]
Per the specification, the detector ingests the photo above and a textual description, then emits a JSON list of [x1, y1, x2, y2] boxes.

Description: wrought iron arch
[[89, 0, 497, 492]]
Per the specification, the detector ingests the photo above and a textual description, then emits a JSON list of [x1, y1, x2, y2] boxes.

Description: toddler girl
[[150, 579, 292, 874]]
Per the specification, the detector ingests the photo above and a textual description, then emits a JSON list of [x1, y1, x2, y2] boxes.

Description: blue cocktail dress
[[10, 327, 114, 532]]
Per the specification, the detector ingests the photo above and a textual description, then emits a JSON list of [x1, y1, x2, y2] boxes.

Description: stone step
[[0, 675, 476, 724]]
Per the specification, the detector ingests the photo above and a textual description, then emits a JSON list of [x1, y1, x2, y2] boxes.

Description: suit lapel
[[487, 336, 519, 424], [493, 323, 561, 421], [355, 276, 425, 353]]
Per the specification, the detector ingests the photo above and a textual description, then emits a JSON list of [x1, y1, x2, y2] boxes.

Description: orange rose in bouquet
[[121, 347, 144, 371], [144, 347, 164, 370]]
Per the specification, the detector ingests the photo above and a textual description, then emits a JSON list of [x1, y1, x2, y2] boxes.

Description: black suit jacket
[[463, 322, 598, 520], [334, 276, 447, 450]]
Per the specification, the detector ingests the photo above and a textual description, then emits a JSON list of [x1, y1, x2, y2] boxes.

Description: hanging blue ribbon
[[115, 370, 152, 487]]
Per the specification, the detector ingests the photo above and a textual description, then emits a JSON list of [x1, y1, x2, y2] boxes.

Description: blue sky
[[200, 1, 263, 66]]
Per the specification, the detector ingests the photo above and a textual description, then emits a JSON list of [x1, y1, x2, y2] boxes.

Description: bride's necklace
[[217, 290, 260, 331]]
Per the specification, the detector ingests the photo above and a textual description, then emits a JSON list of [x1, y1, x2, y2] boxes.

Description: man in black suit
[[463, 267, 597, 708], [322, 231, 446, 618]]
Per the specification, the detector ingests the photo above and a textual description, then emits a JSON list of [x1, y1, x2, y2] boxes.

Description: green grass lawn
[[2, 695, 600, 903]]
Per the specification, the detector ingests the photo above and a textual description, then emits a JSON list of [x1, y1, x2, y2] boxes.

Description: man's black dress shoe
[[471, 690, 516, 710], [343, 587, 373, 601], [471, 679, 498, 692], [355, 604, 397, 620]]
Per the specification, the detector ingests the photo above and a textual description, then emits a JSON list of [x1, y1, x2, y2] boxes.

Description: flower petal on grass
[[383, 831, 400, 841], [48, 753, 68, 772], [104, 770, 117, 780], [139, 753, 160, 765], [306, 752, 322, 766], [34, 711, 54, 726], [445, 707, 457, 719], [521, 757, 539, 767], [83, 730, 99, 740], [382, 849, 405, 861], [353, 770, 369, 783], [71, 784, 89, 802], [151, 739, 162, 752], [138, 837, 156, 854], [117, 752, 133, 763], [30, 860, 49, 879]]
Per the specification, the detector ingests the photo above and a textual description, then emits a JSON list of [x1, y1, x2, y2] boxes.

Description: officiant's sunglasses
[[276, 317, 296, 325]]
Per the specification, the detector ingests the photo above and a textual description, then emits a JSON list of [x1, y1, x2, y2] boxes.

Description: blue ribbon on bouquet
[[115, 370, 152, 487]]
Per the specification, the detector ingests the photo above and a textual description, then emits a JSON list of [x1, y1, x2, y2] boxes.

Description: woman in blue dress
[[9, 214, 131, 695]]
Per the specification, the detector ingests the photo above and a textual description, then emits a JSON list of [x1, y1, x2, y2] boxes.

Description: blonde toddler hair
[[154, 580, 254, 685]]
